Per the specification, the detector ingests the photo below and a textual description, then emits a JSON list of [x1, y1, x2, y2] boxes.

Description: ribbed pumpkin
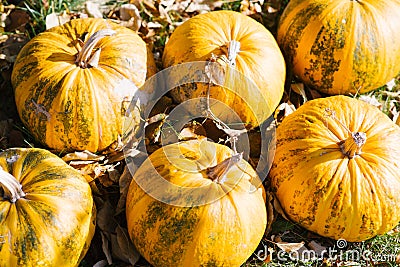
[[162, 10, 285, 129], [277, 0, 400, 95], [126, 139, 267, 266], [269, 95, 400, 242], [0, 148, 95, 266], [12, 18, 156, 152]]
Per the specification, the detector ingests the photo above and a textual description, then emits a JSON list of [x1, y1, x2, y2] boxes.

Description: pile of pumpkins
[[1, 0, 400, 266]]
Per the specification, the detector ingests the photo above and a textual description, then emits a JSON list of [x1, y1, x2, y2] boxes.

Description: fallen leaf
[[179, 121, 207, 141], [97, 200, 118, 233], [358, 94, 382, 109], [100, 231, 113, 265], [107, 163, 121, 183], [276, 241, 305, 253], [116, 152, 147, 214], [275, 102, 296, 118], [62, 150, 105, 162], [265, 191, 275, 235], [291, 83, 307, 103], [45, 12, 71, 30], [308, 240, 327, 257], [118, 3, 142, 31], [5, 9, 30, 32], [93, 259, 108, 267], [116, 166, 133, 214], [112, 225, 140, 265], [85, 1, 103, 18], [185, 2, 211, 13], [386, 78, 397, 91]]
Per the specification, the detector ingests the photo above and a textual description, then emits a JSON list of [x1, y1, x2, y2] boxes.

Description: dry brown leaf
[[118, 3, 142, 31], [308, 240, 327, 257], [201, 0, 224, 10], [85, 1, 104, 18], [45, 12, 71, 30], [147, 21, 163, 28], [265, 191, 275, 235], [4, 9, 30, 32], [274, 102, 296, 121], [112, 225, 140, 265], [93, 259, 108, 267], [0, 33, 28, 64], [272, 195, 289, 221], [97, 171, 114, 187], [291, 83, 307, 103], [116, 153, 147, 214], [69, 161, 100, 175], [179, 121, 207, 141], [100, 231, 113, 265], [386, 78, 397, 91], [276, 241, 305, 253], [308, 88, 322, 100], [97, 200, 118, 234], [185, 2, 211, 13], [62, 150, 105, 162], [67, 160, 118, 187], [106, 162, 121, 183], [0, 120, 11, 147], [358, 94, 382, 109], [116, 166, 133, 214]]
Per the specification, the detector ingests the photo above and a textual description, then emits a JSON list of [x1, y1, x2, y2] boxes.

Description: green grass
[[20, 0, 85, 37]]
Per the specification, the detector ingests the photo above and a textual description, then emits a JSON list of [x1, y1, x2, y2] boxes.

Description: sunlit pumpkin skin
[[126, 139, 267, 266], [0, 148, 95, 266], [269, 95, 400, 242], [12, 18, 155, 152], [277, 0, 400, 95], [162, 10, 285, 129]]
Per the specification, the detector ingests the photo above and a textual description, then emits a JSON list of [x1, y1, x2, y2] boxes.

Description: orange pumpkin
[[12, 18, 155, 152], [277, 0, 400, 94], [270, 95, 400, 241], [0, 148, 95, 266], [162, 10, 285, 129], [126, 139, 267, 266]]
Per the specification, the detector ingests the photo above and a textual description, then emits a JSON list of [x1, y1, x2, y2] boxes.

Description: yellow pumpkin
[[12, 18, 156, 152], [0, 148, 95, 266], [162, 10, 285, 129], [126, 139, 267, 266], [277, 0, 400, 94], [269, 95, 400, 242]]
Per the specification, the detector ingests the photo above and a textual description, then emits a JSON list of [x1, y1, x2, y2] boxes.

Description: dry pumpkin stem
[[204, 40, 245, 154], [226, 40, 241, 66], [205, 152, 243, 184], [75, 29, 116, 68], [324, 107, 367, 158], [0, 166, 25, 203]]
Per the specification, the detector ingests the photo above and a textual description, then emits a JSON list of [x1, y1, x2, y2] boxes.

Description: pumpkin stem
[[75, 29, 116, 68], [205, 153, 243, 183], [324, 108, 367, 158], [227, 40, 241, 66], [0, 166, 25, 203], [340, 132, 366, 158]]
